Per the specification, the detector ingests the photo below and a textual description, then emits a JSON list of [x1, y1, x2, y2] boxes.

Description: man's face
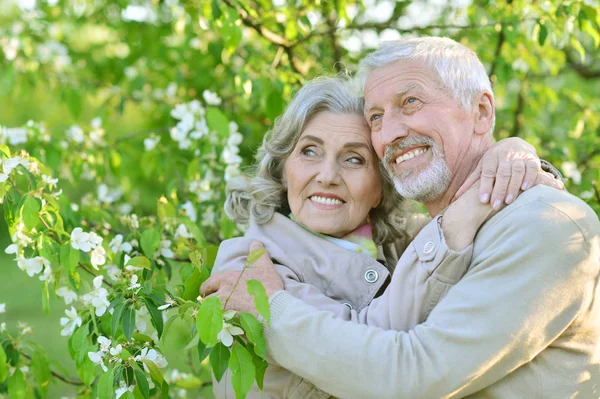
[[363, 59, 476, 203]]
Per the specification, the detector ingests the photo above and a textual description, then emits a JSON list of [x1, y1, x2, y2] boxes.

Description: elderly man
[[202, 37, 600, 398]]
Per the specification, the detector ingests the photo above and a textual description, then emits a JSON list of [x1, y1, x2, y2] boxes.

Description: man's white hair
[[356, 37, 495, 129]]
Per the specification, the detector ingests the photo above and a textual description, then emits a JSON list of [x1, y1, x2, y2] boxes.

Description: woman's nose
[[315, 159, 341, 186]]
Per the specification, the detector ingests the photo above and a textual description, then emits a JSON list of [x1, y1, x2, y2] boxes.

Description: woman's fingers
[[479, 153, 499, 204], [503, 159, 526, 204], [521, 159, 541, 191], [489, 159, 513, 210]]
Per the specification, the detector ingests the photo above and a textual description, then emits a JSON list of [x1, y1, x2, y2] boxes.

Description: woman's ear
[[474, 91, 495, 136]]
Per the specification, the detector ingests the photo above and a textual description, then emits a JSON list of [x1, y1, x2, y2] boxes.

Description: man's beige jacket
[[262, 186, 600, 398]]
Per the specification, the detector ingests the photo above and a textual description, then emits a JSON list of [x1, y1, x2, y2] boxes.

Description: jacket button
[[342, 302, 353, 310], [423, 241, 435, 254], [364, 269, 379, 283]]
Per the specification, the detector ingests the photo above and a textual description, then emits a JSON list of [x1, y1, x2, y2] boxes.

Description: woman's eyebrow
[[299, 135, 324, 144], [343, 142, 370, 150]]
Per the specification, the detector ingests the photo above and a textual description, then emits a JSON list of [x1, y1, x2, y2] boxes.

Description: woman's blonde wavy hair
[[225, 76, 409, 245]]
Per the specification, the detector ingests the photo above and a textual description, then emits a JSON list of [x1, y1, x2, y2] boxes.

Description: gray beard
[[383, 136, 452, 203]]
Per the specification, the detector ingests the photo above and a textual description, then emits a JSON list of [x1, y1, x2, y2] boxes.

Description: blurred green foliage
[[0, 0, 599, 397]]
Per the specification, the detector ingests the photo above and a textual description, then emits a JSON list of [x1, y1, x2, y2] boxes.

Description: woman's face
[[283, 111, 383, 238]]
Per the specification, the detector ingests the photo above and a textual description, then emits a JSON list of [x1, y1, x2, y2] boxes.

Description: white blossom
[[130, 214, 139, 229], [87, 350, 108, 372], [91, 245, 107, 269], [97, 184, 123, 204], [227, 131, 243, 147], [155, 240, 173, 259], [0, 303, 5, 313], [39, 263, 53, 282], [144, 135, 160, 151], [128, 274, 141, 290], [157, 297, 176, 310], [1, 127, 28, 145], [203, 90, 222, 106], [60, 306, 82, 336], [66, 125, 84, 143], [2, 156, 29, 175], [110, 344, 122, 356], [224, 164, 241, 182], [5, 244, 18, 257], [70, 227, 92, 252], [103, 264, 121, 281], [222, 146, 242, 165], [115, 381, 135, 399], [56, 287, 78, 305], [82, 276, 110, 316], [17, 256, 49, 277], [109, 234, 132, 254], [201, 207, 215, 227], [42, 174, 58, 185], [181, 201, 197, 222], [174, 224, 192, 240], [134, 347, 168, 371], [562, 161, 582, 185], [217, 322, 244, 347]]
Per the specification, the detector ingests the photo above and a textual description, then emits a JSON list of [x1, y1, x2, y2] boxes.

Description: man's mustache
[[383, 136, 437, 165]]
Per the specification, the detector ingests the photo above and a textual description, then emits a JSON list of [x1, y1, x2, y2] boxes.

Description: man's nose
[[380, 113, 409, 148], [316, 158, 341, 186]]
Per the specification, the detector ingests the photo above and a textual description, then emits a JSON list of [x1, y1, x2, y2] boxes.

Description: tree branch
[[510, 81, 526, 137], [324, 6, 343, 72], [78, 263, 114, 288], [564, 51, 600, 79], [488, 27, 506, 79], [20, 351, 84, 386]]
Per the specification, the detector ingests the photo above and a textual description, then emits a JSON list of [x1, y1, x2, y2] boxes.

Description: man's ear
[[474, 91, 495, 136], [281, 169, 287, 188]]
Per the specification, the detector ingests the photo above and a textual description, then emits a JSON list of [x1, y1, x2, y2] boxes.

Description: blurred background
[[0, 0, 599, 397]]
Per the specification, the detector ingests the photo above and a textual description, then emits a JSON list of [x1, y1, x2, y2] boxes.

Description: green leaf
[[206, 107, 230, 137], [253, 355, 268, 391], [122, 304, 136, 341], [97, 368, 115, 399], [266, 90, 284, 121], [61, 243, 80, 271], [77, 356, 96, 386], [247, 280, 270, 325], [140, 229, 161, 258], [7, 369, 26, 399], [571, 37, 586, 63], [68, 323, 89, 360], [204, 245, 219, 270], [209, 343, 230, 382], [127, 256, 152, 270], [197, 336, 212, 363], [112, 300, 127, 337], [285, 20, 298, 40], [538, 22, 548, 46], [141, 359, 164, 385], [63, 88, 82, 118], [134, 367, 150, 399], [182, 266, 210, 301], [0, 345, 8, 382], [247, 249, 266, 265], [31, 351, 51, 398], [240, 313, 266, 359], [582, 20, 600, 48], [21, 195, 41, 230], [41, 281, 50, 315], [196, 296, 224, 347], [143, 297, 164, 338], [229, 343, 256, 399], [181, 219, 205, 244]]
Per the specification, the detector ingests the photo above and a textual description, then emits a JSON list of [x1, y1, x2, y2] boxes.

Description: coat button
[[423, 241, 435, 254], [342, 302, 353, 310], [364, 269, 379, 283]]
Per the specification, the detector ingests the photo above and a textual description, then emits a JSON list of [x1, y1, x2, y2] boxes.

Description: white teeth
[[310, 196, 343, 205], [395, 148, 427, 164]]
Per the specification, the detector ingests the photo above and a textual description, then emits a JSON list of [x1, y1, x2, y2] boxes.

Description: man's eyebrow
[[363, 84, 423, 114], [299, 135, 324, 144], [394, 84, 422, 99]]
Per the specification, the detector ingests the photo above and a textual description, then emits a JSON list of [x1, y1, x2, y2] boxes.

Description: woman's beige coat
[[211, 212, 430, 399]]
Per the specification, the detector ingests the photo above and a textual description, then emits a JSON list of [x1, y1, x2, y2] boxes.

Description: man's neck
[[424, 142, 492, 217]]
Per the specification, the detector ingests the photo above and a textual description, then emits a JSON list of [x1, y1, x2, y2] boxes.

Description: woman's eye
[[406, 97, 418, 105], [301, 148, 316, 156], [346, 156, 364, 165], [370, 114, 382, 123]]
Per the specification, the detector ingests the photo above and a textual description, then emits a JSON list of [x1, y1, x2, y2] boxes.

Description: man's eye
[[406, 97, 418, 104], [370, 114, 382, 122]]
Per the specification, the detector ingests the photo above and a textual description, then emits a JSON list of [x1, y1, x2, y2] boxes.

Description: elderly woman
[[210, 76, 560, 398]]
